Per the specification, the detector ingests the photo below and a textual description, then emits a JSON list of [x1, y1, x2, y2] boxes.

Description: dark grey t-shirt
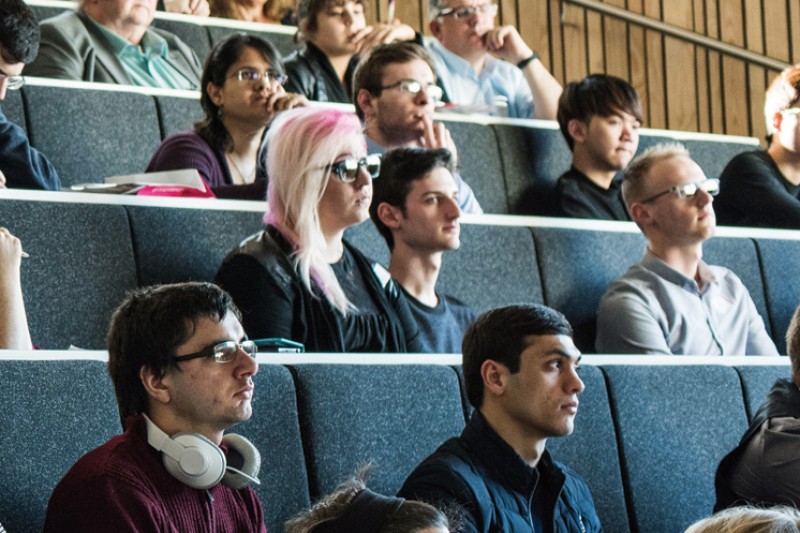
[[400, 287, 476, 353]]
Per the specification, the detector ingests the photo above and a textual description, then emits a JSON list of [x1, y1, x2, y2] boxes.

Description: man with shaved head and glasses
[[424, 0, 562, 119], [45, 282, 266, 531], [596, 143, 778, 356], [354, 42, 481, 213], [0, 0, 60, 190]]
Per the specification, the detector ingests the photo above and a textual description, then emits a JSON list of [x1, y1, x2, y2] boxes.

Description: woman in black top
[[215, 107, 421, 352]]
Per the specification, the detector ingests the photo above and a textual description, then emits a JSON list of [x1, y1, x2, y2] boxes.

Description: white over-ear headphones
[[144, 414, 261, 490]]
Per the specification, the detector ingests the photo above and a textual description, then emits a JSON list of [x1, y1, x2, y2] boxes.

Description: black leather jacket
[[215, 225, 422, 353]]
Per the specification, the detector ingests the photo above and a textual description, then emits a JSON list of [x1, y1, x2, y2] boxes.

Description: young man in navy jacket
[[398, 304, 602, 532]]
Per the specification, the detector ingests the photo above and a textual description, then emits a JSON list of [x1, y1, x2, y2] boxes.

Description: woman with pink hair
[[215, 107, 421, 352]]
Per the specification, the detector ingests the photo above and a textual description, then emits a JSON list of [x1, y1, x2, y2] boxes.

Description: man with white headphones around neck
[[44, 282, 266, 532]]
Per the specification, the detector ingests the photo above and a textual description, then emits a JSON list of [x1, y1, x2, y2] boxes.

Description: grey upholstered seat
[[532, 226, 646, 353], [735, 365, 792, 421], [233, 364, 311, 532], [346, 220, 543, 312], [125, 204, 264, 286], [602, 365, 747, 532], [546, 365, 630, 533], [0, 360, 119, 533], [289, 364, 466, 498], [442, 120, 509, 213], [23, 85, 161, 186], [754, 237, 800, 354], [0, 199, 136, 349]]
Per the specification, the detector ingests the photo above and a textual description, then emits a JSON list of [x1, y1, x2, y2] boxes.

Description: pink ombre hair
[[262, 107, 366, 314]]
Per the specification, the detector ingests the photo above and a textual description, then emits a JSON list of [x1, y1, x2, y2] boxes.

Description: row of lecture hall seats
[[0, 352, 790, 533], [1, 189, 798, 356], [26, 0, 299, 60], [3, 77, 761, 215]]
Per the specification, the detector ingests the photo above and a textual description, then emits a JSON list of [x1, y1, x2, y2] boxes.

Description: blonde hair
[[622, 142, 691, 208], [685, 507, 800, 533], [263, 107, 365, 314]]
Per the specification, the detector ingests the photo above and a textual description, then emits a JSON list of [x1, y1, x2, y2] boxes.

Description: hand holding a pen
[[352, 20, 416, 55], [0, 228, 27, 271]]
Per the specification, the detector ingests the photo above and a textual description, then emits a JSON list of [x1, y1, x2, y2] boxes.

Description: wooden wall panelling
[[663, 0, 699, 131], [693, 0, 712, 133], [586, 8, 605, 73], [561, 3, 590, 82], [764, 1, 791, 63], [518, 0, 552, 74], [704, 1, 724, 134], [718, 0, 747, 135], [643, 0, 666, 129], [603, 0, 630, 79], [792, 0, 800, 63], [744, 0, 768, 143], [546, 0, 565, 81], [627, 0, 649, 118], [393, 0, 423, 29]]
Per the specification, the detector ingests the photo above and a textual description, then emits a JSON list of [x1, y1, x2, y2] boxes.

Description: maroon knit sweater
[[43, 415, 267, 532]]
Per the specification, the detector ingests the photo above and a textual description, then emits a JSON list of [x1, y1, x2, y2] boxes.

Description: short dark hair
[[0, 0, 40, 64], [195, 33, 284, 151], [557, 74, 643, 151], [352, 42, 438, 121], [107, 282, 240, 424], [462, 304, 573, 408], [369, 147, 454, 250]]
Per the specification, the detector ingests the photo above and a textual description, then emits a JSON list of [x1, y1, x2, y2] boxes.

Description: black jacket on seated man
[[715, 379, 800, 511], [0, 108, 60, 190], [398, 411, 602, 532]]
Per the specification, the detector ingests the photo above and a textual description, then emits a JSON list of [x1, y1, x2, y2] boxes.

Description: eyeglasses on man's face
[[437, 2, 498, 20], [0, 73, 24, 91], [229, 68, 287, 87], [173, 340, 258, 364], [379, 79, 444, 103], [325, 154, 382, 183], [640, 178, 720, 204]]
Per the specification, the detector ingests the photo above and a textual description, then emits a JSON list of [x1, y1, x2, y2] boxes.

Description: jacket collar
[[462, 411, 565, 497]]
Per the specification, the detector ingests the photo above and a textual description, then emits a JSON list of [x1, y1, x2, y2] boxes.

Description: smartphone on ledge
[[253, 338, 305, 353]]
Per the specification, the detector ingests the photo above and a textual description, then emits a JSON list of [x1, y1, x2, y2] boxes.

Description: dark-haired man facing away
[[553, 74, 642, 220], [0, 0, 60, 190], [398, 304, 601, 532], [44, 282, 266, 531], [714, 304, 800, 510], [370, 147, 476, 354]]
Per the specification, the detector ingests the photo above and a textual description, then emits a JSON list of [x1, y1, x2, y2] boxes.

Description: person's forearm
[[0, 277, 32, 350], [521, 59, 563, 120]]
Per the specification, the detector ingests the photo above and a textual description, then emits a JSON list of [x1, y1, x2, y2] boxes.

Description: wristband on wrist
[[517, 52, 538, 70]]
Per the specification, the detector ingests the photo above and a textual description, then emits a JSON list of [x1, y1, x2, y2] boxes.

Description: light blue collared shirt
[[425, 38, 534, 119], [92, 21, 194, 90], [596, 249, 779, 356]]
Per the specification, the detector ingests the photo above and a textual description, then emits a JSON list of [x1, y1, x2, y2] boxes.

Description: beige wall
[[367, 0, 799, 142]]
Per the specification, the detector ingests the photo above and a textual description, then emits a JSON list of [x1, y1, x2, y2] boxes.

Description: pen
[[387, 0, 395, 23]]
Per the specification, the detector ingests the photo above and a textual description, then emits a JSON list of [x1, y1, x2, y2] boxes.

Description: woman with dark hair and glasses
[[215, 106, 422, 353], [147, 33, 306, 199]]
